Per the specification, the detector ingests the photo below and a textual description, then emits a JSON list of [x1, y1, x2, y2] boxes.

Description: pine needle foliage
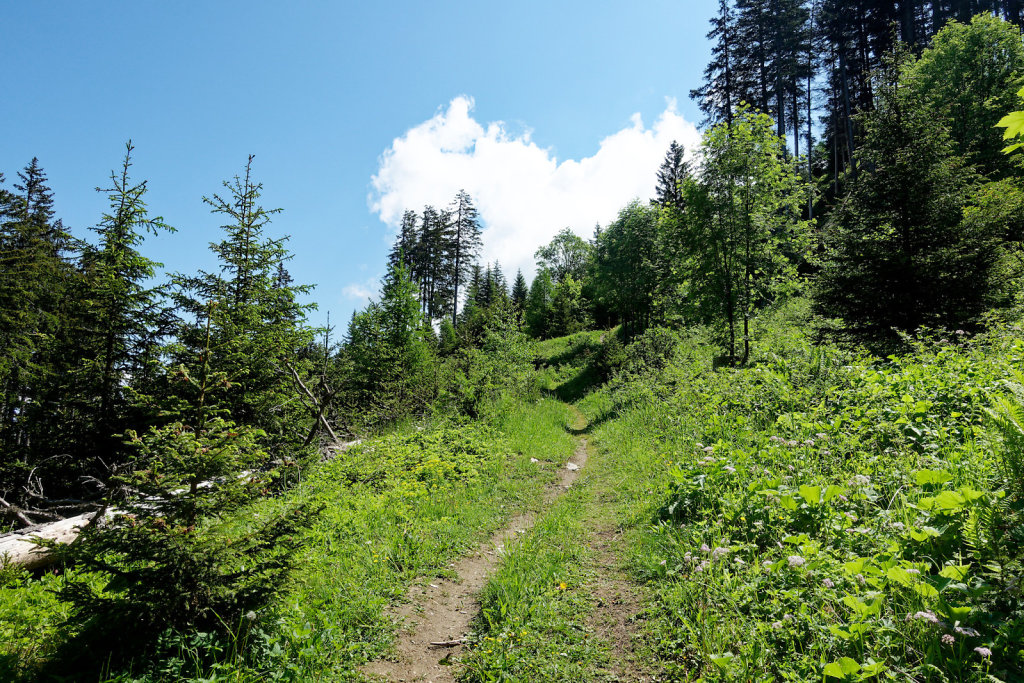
[[53, 312, 311, 673]]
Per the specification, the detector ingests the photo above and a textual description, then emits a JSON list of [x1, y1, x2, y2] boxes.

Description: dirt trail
[[362, 427, 589, 683], [590, 525, 654, 682]]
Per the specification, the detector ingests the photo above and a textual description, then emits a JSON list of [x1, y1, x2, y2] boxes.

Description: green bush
[[52, 418, 310, 674]]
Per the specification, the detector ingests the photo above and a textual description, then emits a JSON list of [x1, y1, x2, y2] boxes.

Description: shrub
[[53, 417, 311, 671]]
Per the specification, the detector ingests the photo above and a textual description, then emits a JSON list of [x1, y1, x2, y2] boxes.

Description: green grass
[[534, 330, 610, 403], [8, 319, 1021, 682], [460, 488, 599, 682], [0, 398, 579, 682], [575, 316, 1024, 681], [251, 399, 580, 681]]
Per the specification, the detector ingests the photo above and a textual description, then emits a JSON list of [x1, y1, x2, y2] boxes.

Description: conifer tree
[[171, 157, 313, 444], [692, 0, 740, 125], [448, 190, 482, 325], [815, 48, 997, 341], [656, 141, 690, 211], [489, 261, 509, 304], [510, 269, 528, 312], [388, 210, 419, 272], [345, 259, 434, 419], [412, 205, 454, 320], [0, 159, 77, 483], [74, 142, 174, 440]]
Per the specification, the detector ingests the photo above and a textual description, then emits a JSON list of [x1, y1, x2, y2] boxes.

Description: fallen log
[[0, 511, 99, 570], [1, 436, 364, 570]]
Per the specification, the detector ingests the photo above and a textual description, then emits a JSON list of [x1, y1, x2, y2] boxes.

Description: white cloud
[[342, 280, 377, 303], [369, 95, 701, 279]]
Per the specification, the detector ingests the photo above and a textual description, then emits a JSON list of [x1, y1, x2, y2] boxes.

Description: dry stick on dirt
[[362, 433, 591, 683]]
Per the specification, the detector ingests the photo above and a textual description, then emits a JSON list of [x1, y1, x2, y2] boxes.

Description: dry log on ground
[[1, 435, 362, 570], [0, 511, 99, 570]]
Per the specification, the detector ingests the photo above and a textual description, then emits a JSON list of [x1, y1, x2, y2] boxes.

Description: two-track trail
[[361, 419, 590, 683]]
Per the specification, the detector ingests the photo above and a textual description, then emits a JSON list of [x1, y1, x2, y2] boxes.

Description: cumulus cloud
[[342, 280, 377, 303], [369, 95, 701, 279]]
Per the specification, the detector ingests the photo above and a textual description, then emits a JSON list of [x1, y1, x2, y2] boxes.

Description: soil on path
[[590, 525, 656, 682], [361, 424, 590, 683]]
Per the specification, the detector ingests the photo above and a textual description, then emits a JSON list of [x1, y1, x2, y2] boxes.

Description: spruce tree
[[171, 156, 313, 446], [345, 259, 434, 420], [510, 270, 528, 312], [74, 142, 174, 443], [691, 0, 740, 125], [388, 209, 419, 272], [0, 159, 78, 496], [448, 190, 483, 326], [655, 141, 690, 211], [815, 49, 997, 341]]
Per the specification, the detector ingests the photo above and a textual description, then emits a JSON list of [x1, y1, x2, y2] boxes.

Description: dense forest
[[4, 4, 1024, 682]]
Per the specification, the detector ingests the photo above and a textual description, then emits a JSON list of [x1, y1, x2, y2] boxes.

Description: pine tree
[[448, 190, 483, 325], [77, 142, 173, 438], [345, 259, 434, 420], [510, 270, 528, 312], [388, 210, 419, 272], [815, 48, 997, 341], [171, 156, 313, 444], [0, 159, 77, 478], [412, 205, 454, 320], [691, 0, 740, 125], [489, 261, 509, 304], [655, 141, 690, 211]]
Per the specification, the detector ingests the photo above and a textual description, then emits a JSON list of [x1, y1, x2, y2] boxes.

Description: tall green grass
[[0, 398, 579, 682]]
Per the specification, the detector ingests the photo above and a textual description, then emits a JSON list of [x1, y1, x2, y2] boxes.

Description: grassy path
[[362, 331, 664, 681], [361, 408, 592, 682], [451, 401, 659, 682]]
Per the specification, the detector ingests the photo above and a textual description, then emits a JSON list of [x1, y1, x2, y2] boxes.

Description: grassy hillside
[[1, 398, 578, 682], [574, 307, 1024, 681], [4, 308, 1022, 681]]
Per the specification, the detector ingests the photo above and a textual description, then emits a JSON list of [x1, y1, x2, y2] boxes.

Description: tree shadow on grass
[[565, 407, 618, 436], [551, 364, 603, 404]]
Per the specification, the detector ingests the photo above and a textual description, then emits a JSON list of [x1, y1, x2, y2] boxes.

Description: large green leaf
[[824, 657, 861, 680]]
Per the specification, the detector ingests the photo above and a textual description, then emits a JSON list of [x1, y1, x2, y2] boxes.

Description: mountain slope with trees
[[3, 8, 1024, 682]]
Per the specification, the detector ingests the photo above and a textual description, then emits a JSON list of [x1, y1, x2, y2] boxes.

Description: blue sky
[[3, 1, 717, 327]]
